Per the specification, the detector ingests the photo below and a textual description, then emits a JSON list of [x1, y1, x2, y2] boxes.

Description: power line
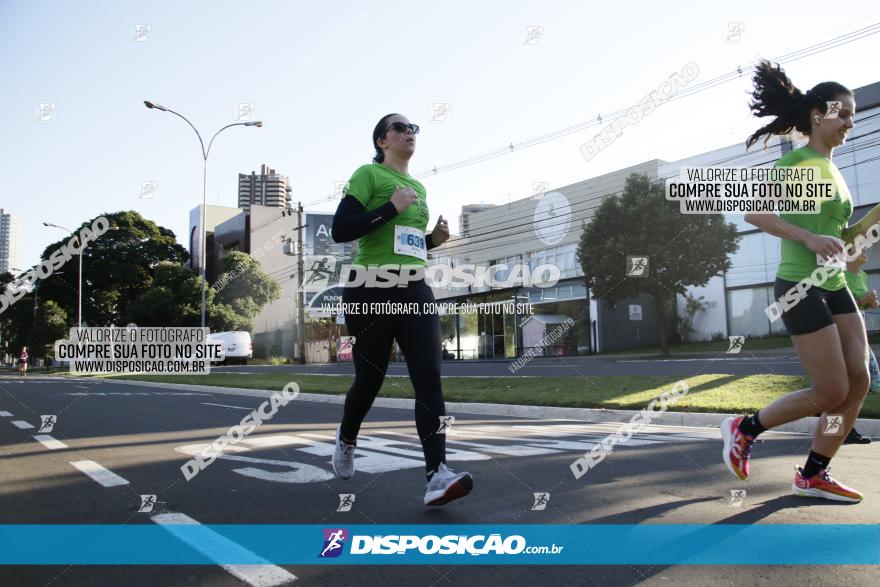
[[248, 129, 880, 273], [467, 113, 880, 235], [295, 22, 880, 211], [429, 133, 880, 259], [238, 27, 880, 279], [409, 23, 880, 180]]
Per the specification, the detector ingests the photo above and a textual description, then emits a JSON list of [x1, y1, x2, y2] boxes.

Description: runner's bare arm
[[744, 213, 844, 258], [745, 212, 814, 243], [842, 201, 880, 243]]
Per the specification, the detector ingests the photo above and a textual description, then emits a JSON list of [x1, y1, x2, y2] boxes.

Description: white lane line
[[33, 434, 68, 450], [11, 420, 34, 429], [69, 460, 129, 487], [0, 410, 13, 417], [74, 385, 90, 389], [201, 403, 252, 410], [151, 513, 297, 586]]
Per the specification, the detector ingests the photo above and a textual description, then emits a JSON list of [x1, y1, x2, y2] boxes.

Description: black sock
[[802, 450, 831, 479], [426, 463, 443, 482], [738, 412, 766, 437]]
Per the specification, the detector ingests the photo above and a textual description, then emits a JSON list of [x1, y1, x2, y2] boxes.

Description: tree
[[0, 290, 34, 358], [213, 251, 281, 309], [0, 271, 17, 355], [577, 173, 739, 355], [126, 252, 280, 333], [209, 251, 281, 332], [125, 262, 205, 326], [0, 272, 14, 292], [37, 210, 189, 326], [678, 293, 716, 343], [208, 302, 254, 332], [31, 301, 69, 364]]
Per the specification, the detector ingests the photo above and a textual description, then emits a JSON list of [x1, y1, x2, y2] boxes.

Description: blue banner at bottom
[[0, 524, 878, 565]]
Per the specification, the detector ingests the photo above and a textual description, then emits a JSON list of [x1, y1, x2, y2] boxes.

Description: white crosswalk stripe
[[172, 420, 712, 486], [151, 513, 296, 586], [33, 434, 68, 450], [69, 460, 129, 487]]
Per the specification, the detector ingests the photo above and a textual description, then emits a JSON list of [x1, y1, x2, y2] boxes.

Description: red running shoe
[[792, 466, 863, 503], [721, 416, 755, 481]]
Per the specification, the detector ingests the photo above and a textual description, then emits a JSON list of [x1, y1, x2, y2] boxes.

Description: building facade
[[195, 200, 351, 361], [428, 159, 665, 358], [238, 163, 293, 212], [0, 208, 20, 275]]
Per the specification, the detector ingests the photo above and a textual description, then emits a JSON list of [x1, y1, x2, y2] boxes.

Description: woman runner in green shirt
[[721, 60, 869, 502], [329, 113, 474, 506]]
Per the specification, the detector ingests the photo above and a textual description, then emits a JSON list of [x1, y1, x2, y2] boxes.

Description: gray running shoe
[[331, 427, 356, 480], [424, 463, 473, 506]]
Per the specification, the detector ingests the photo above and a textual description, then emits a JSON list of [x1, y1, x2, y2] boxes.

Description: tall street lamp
[[43, 223, 119, 329], [42, 221, 85, 327], [143, 100, 263, 328], [11, 266, 63, 319]]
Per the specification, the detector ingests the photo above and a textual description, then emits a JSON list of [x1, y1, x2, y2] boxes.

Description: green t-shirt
[[775, 146, 853, 291], [845, 269, 868, 307], [344, 163, 430, 267]]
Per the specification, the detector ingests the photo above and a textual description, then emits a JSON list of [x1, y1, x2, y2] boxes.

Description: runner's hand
[[390, 184, 418, 213], [805, 234, 846, 260], [431, 215, 450, 246]]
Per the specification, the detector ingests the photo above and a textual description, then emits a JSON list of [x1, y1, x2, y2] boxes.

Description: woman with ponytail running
[[722, 60, 869, 502], [329, 113, 474, 506]]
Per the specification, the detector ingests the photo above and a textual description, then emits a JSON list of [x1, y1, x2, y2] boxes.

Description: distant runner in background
[[18, 346, 28, 377]]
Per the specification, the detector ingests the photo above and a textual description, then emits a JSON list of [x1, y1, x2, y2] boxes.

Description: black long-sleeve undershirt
[[331, 194, 438, 249]]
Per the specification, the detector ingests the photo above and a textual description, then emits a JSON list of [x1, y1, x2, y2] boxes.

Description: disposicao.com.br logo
[[319, 528, 348, 558], [318, 528, 563, 557]]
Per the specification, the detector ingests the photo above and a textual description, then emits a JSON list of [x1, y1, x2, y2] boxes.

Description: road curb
[[97, 377, 880, 437]]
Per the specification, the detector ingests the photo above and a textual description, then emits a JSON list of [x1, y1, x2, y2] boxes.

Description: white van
[[207, 331, 253, 365]]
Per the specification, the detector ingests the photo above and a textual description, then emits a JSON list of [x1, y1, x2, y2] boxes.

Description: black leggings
[[339, 273, 446, 473]]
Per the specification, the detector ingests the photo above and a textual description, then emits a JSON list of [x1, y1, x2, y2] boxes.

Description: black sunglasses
[[384, 121, 420, 136]]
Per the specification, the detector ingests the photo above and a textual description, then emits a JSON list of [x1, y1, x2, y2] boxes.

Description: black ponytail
[[746, 60, 851, 150], [372, 113, 400, 163]]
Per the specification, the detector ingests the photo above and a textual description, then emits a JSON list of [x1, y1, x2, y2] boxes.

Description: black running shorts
[[773, 277, 858, 336]]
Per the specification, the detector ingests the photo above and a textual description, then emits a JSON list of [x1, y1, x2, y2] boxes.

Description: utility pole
[[296, 202, 306, 365]]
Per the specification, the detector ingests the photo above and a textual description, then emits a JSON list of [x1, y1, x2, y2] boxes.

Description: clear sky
[[2, 0, 879, 269]]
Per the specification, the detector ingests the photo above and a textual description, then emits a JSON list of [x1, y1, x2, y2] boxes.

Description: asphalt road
[[1, 375, 878, 586], [213, 352, 808, 377]]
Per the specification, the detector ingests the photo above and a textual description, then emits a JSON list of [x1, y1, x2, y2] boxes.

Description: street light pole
[[43, 223, 120, 329], [12, 266, 63, 318], [143, 100, 263, 329], [42, 222, 82, 328]]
